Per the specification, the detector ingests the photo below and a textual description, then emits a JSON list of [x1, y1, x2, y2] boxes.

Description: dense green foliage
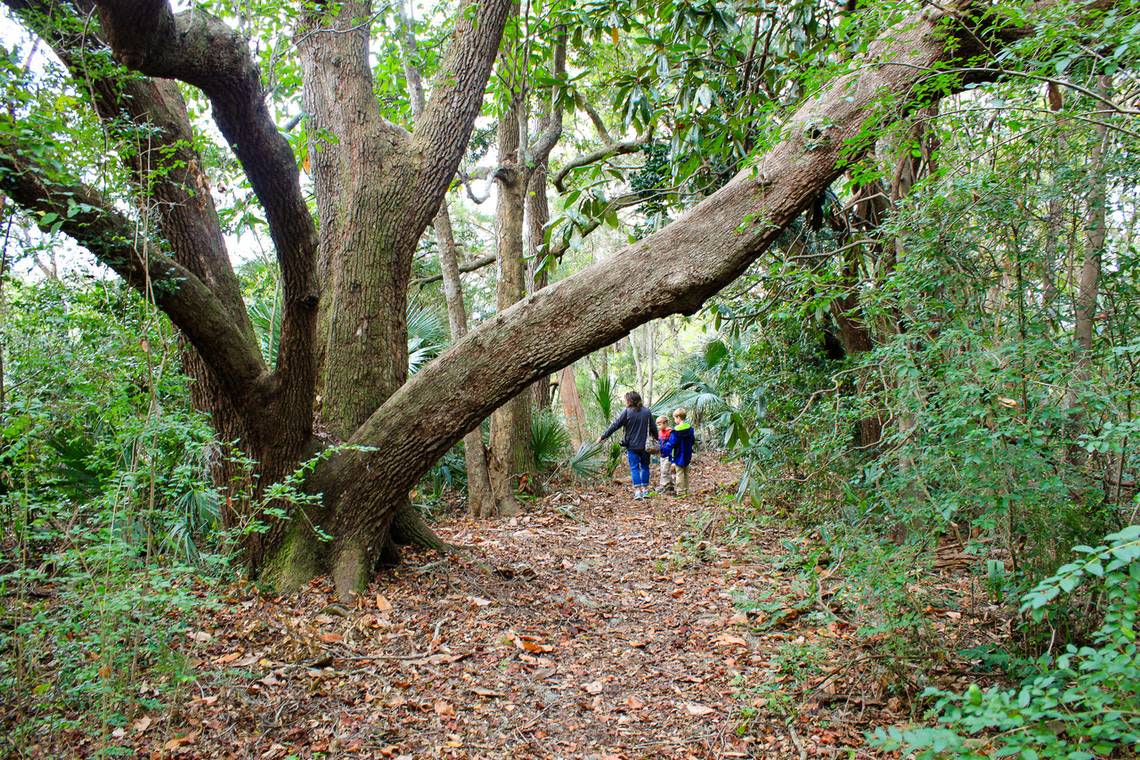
[[664, 13, 1140, 750], [0, 280, 220, 750]]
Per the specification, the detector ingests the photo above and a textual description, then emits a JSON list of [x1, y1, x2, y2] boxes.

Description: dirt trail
[[121, 458, 898, 758]]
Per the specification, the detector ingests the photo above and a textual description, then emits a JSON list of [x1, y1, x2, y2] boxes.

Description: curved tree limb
[[459, 167, 497, 203], [5, 0, 278, 435], [576, 95, 614, 145], [0, 144, 268, 402], [416, 253, 497, 286], [5, 0, 254, 343], [92, 0, 318, 398], [552, 137, 649, 193]]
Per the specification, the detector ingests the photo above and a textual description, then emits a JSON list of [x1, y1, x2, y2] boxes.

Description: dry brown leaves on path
[[70, 457, 998, 758]]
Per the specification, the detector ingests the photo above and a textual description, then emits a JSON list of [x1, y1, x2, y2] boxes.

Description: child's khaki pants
[[658, 458, 673, 488], [674, 466, 689, 495]]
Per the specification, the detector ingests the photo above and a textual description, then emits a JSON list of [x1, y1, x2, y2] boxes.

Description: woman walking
[[598, 391, 659, 500]]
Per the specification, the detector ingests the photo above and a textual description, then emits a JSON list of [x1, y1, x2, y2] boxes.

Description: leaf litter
[[55, 457, 1004, 758]]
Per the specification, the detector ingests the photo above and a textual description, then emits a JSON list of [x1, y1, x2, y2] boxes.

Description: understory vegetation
[[663, 73, 1140, 755]]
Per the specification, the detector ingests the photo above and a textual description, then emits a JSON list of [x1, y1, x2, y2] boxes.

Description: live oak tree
[[0, 0, 1103, 599]]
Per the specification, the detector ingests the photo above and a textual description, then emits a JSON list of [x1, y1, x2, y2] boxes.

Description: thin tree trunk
[[559, 365, 588, 449], [1041, 83, 1065, 325], [1067, 76, 1111, 463], [489, 93, 530, 515], [527, 158, 553, 411], [1074, 79, 1111, 365], [434, 208, 499, 518]]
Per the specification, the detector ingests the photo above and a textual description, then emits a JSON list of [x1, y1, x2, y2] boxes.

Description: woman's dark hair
[[624, 391, 643, 409]]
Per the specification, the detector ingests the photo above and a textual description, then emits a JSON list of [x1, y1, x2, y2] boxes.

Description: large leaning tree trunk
[[2, 0, 1096, 599]]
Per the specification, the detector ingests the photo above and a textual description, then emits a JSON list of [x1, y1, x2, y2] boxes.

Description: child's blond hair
[[656, 415, 669, 425], [673, 407, 688, 420]]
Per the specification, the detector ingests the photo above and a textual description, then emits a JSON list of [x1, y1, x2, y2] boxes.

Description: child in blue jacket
[[660, 407, 695, 496]]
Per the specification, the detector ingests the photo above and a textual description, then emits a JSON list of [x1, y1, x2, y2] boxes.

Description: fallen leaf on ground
[[510, 632, 554, 653]]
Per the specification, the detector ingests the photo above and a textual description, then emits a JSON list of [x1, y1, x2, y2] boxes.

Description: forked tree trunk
[[285, 0, 509, 591], [298, 2, 1060, 587]]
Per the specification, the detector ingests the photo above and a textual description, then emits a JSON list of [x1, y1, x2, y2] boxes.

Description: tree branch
[[92, 0, 318, 394], [552, 136, 649, 193], [6, 0, 252, 334], [458, 166, 497, 203], [0, 144, 268, 401], [527, 32, 566, 165], [416, 253, 497, 285], [576, 95, 613, 145], [398, 0, 426, 121], [408, 0, 513, 232]]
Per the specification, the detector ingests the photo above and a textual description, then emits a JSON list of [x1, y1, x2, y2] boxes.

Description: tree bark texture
[[489, 102, 531, 514]]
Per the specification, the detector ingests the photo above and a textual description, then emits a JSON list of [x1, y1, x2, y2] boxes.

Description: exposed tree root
[[391, 503, 454, 553]]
